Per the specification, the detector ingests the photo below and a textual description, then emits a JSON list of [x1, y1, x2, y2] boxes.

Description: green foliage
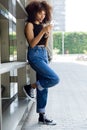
[[10, 46, 17, 55], [53, 32, 87, 54], [53, 32, 62, 54], [9, 34, 16, 40]]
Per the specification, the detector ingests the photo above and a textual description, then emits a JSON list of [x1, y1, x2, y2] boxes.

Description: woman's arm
[[45, 33, 49, 47], [25, 22, 52, 48]]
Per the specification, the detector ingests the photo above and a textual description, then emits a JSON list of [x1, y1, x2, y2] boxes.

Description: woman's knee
[[52, 74, 60, 86]]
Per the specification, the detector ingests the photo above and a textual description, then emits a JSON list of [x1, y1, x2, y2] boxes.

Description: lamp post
[[62, 31, 64, 54]]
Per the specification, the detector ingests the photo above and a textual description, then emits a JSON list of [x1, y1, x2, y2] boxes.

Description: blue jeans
[[27, 46, 60, 113]]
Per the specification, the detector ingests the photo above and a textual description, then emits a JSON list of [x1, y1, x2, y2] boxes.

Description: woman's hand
[[43, 24, 53, 34]]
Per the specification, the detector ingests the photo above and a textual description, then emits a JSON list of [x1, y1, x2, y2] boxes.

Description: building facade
[[53, 0, 65, 31], [0, 0, 28, 130], [0, 0, 52, 130]]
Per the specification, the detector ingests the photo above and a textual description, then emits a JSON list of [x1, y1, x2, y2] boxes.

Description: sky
[[65, 0, 87, 32]]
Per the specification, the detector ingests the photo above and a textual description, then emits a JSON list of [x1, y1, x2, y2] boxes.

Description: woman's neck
[[34, 21, 40, 25]]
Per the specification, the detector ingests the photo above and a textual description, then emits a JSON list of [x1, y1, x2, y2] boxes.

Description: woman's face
[[35, 10, 46, 23]]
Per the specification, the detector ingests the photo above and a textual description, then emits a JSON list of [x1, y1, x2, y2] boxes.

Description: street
[[22, 55, 87, 130]]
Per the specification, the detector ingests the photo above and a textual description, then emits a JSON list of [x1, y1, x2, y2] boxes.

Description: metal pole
[[62, 31, 64, 54]]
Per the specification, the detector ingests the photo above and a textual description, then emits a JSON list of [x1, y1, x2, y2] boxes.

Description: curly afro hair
[[25, 1, 52, 23]]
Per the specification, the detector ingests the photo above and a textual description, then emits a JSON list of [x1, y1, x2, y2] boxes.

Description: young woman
[[23, 0, 60, 125]]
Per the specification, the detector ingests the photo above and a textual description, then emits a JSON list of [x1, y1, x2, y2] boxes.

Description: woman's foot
[[23, 84, 35, 101], [38, 113, 56, 125]]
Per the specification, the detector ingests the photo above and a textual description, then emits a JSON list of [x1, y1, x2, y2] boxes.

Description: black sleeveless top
[[33, 23, 47, 45]]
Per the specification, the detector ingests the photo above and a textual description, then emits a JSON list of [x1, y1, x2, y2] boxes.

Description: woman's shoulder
[[25, 22, 34, 29], [24, 22, 34, 35]]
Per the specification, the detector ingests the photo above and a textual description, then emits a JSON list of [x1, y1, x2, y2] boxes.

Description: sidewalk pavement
[[22, 56, 87, 130]]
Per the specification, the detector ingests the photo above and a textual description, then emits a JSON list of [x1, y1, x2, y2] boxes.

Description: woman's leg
[[30, 59, 60, 89], [36, 73, 56, 125], [27, 47, 59, 124], [32, 60, 59, 114], [28, 46, 60, 89], [36, 87, 48, 113], [29, 47, 59, 112]]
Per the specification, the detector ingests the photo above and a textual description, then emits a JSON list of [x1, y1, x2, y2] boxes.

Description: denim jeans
[[27, 46, 60, 113]]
